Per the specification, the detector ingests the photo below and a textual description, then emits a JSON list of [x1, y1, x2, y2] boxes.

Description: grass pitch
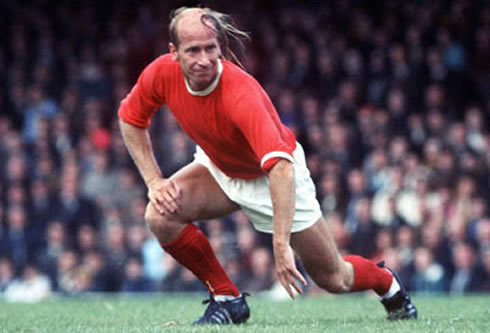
[[0, 294, 489, 332]]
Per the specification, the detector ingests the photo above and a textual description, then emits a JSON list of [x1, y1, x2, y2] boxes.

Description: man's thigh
[[161, 162, 240, 222]]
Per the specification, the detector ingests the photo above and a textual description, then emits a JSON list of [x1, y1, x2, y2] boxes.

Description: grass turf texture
[[0, 294, 489, 332]]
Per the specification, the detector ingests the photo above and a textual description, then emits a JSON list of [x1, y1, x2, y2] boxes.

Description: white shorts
[[193, 143, 322, 233]]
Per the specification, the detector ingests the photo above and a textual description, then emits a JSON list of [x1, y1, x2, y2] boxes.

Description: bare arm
[[119, 119, 181, 214], [270, 159, 295, 246], [119, 120, 162, 185], [269, 159, 307, 298]]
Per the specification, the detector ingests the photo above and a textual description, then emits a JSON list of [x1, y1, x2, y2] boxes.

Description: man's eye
[[187, 47, 199, 53]]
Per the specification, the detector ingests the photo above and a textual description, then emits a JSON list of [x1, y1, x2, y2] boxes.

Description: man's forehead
[[176, 9, 218, 44]]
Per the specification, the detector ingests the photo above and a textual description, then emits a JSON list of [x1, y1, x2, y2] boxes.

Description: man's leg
[[144, 162, 241, 297], [291, 218, 417, 319], [145, 162, 250, 324]]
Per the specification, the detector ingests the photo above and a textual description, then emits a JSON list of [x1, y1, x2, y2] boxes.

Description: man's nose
[[197, 50, 212, 67]]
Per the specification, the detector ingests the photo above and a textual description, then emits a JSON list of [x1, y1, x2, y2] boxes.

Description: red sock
[[343, 255, 393, 296], [161, 223, 240, 297]]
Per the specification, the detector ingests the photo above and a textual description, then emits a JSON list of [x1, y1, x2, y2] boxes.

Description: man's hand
[[273, 242, 307, 299], [147, 177, 182, 215]]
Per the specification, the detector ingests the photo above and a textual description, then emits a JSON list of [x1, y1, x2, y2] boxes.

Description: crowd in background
[[0, 0, 490, 301]]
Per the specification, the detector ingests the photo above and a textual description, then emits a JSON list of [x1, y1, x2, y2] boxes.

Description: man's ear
[[169, 43, 178, 61]]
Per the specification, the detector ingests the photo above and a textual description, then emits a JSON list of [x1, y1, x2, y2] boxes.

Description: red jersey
[[118, 54, 296, 179]]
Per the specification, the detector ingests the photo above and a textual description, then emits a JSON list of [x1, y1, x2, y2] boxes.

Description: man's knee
[[144, 203, 171, 234], [144, 203, 188, 244], [312, 262, 352, 294], [314, 272, 351, 293]]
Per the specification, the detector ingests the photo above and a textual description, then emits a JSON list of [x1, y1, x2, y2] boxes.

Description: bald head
[[169, 8, 218, 48], [168, 6, 250, 69]]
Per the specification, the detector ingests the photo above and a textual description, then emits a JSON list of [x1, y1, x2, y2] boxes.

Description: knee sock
[[343, 255, 395, 296], [161, 223, 240, 297]]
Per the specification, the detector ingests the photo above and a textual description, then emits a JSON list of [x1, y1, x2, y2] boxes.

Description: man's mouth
[[194, 71, 212, 78], [194, 69, 210, 75]]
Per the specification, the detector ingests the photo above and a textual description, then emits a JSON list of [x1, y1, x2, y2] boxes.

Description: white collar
[[184, 59, 223, 96]]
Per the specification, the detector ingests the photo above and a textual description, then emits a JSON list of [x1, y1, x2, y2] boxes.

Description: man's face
[[170, 15, 221, 91]]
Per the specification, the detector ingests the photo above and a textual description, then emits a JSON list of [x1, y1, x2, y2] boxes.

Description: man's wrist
[[273, 238, 289, 249], [145, 175, 162, 187]]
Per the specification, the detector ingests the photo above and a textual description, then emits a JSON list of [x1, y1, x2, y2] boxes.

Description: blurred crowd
[[1, 0, 490, 301]]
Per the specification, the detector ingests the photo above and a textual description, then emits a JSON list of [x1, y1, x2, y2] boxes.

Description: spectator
[[37, 221, 67, 289], [411, 247, 446, 293], [345, 169, 370, 225], [480, 248, 490, 292], [158, 131, 194, 177], [421, 222, 452, 274], [121, 257, 154, 293], [126, 224, 147, 258], [82, 250, 116, 292], [372, 187, 403, 227], [28, 178, 57, 236], [141, 236, 166, 284], [396, 176, 429, 227], [1, 205, 36, 273], [4, 264, 51, 302], [371, 228, 393, 263], [22, 84, 58, 145], [76, 224, 98, 256], [52, 113, 74, 157], [318, 172, 345, 219], [396, 226, 417, 269], [160, 255, 181, 292], [236, 226, 258, 275], [80, 150, 118, 210], [0, 0, 489, 295], [474, 219, 490, 251], [4, 155, 28, 188], [102, 223, 127, 291], [242, 247, 275, 292], [56, 250, 79, 294], [55, 175, 99, 238], [346, 197, 378, 258], [113, 168, 145, 219], [449, 243, 486, 293], [0, 257, 14, 293]]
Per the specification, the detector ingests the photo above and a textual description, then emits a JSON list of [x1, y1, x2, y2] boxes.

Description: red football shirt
[[118, 54, 296, 179]]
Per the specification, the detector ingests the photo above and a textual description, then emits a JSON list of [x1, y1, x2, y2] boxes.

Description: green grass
[[0, 294, 489, 332]]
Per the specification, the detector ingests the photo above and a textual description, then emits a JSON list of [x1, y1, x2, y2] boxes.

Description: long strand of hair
[[169, 7, 251, 69]]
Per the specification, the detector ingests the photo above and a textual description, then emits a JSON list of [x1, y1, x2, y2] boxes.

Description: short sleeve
[[230, 82, 295, 172], [118, 57, 166, 128]]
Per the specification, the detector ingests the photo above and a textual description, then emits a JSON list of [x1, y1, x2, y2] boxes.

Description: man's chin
[[192, 77, 213, 89]]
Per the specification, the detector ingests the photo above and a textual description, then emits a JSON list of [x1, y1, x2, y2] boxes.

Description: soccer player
[[118, 6, 417, 324]]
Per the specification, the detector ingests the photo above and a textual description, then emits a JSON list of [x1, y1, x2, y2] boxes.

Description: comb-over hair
[[169, 6, 250, 68]]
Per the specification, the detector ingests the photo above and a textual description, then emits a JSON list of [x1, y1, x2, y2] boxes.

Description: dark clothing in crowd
[[0, 0, 489, 294]]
